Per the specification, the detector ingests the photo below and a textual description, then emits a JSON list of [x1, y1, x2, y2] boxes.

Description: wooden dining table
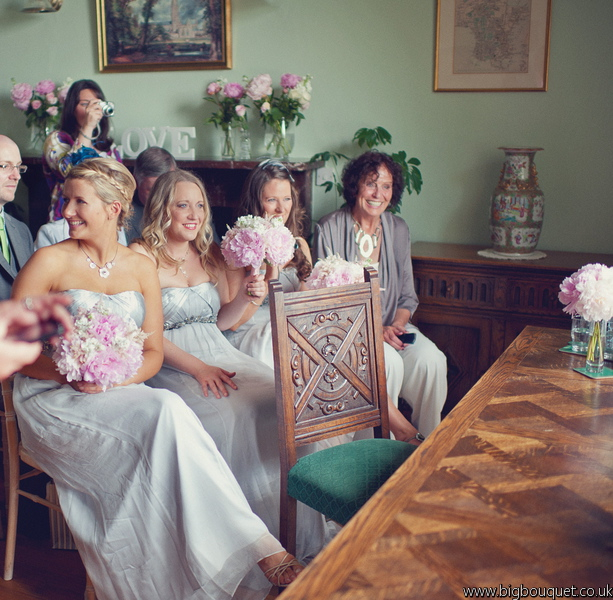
[[280, 326, 613, 599]]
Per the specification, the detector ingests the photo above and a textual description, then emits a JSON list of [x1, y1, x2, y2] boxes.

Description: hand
[[69, 380, 107, 394], [195, 364, 237, 399], [244, 268, 266, 301], [383, 325, 409, 351], [84, 100, 103, 130]]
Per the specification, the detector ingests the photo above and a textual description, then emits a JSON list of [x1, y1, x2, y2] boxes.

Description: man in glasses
[[0, 135, 34, 300]]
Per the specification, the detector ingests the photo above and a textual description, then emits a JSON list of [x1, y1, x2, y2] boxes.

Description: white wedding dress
[[147, 283, 328, 562], [13, 289, 283, 600]]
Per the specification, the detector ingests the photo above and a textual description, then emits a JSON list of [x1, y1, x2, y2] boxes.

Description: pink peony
[[559, 263, 613, 322], [11, 83, 33, 111], [306, 255, 364, 290], [47, 106, 59, 116], [46, 93, 58, 105], [58, 86, 69, 104], [264, 225, 295, 266], [207, 81, 222, 95], [260, 101, 271, 113], [221, 228, 266, 270], [223, 82, 245, 99], [31, 99, 42, 110], [280, 73, 302, 90], [245, 73, 273, 101], [235, 104, 246, 118], [35, 79, 56, 94]]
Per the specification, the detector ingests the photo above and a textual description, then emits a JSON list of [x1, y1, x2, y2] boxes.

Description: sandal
[[263, 552, 304, 587]]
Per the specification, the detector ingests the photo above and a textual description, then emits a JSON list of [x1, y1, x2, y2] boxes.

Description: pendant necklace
[[354, 220, 381, 260], [170, 245, 190, 280], [79, 242, 118, 279]]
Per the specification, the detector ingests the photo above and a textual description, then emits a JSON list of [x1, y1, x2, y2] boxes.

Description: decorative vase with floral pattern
[[489, 147, 544, 255]]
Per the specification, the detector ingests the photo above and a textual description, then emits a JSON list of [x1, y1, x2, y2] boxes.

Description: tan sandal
[[263, 552, 304, 587]]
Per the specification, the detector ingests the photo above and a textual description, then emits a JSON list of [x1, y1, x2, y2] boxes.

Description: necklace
[[170, 245, 190, 280], [79, 242, 118, 278], [354, 220, 381, 260]]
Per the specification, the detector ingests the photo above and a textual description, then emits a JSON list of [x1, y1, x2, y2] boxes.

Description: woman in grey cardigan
[[313, 151, 447, 437]]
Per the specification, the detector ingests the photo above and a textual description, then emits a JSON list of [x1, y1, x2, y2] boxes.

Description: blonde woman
[[12, 158, 303, 600]]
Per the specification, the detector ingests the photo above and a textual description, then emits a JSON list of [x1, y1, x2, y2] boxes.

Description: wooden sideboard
[[411, 242, 613, 414], [20, 156, 323, 239]]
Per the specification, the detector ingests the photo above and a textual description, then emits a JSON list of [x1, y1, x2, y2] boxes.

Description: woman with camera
[[43, 79, 120, 221]]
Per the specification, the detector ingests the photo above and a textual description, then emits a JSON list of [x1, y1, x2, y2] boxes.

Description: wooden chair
[[0, 376, 96, 600], [269, 267, 418, 555]]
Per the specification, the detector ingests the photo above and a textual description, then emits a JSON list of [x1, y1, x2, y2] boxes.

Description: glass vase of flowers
[[205, 79, 249, 159], [245, 73, 312, 159], [10, 77, 72, 152], [559, 263, 613, 375]]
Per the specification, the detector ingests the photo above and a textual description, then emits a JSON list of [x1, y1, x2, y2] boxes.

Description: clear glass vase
[[28, 122, 51, 154], [586, 319, 605, 374], [219, 125, 236, 159], [264, 118, 294, 159], [237, 127, 251, 160]]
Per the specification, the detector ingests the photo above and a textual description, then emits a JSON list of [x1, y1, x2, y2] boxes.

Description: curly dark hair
[[341, 151, 404, 210], [59, 79, 114, 152], [237, 161, 312, 281]]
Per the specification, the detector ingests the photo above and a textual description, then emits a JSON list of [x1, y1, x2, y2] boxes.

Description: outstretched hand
[[196, 364, 238, 399]]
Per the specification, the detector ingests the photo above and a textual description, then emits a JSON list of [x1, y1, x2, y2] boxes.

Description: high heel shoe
[[263, 552, 304, 587]]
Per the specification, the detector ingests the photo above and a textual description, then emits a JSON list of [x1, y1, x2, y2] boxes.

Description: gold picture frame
[[96, 0, 232, 73], [434, 0, 551, 92]]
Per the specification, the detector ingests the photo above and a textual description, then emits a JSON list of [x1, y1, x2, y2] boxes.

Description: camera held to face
[[99, 101, 115, 117]]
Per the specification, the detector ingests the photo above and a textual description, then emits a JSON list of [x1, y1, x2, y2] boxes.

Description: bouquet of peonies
[[10, 77, 72, 132], [205, 79, 249, 130], [558, 263, 613, 321], [53, 301, 148, 391], [305, 254, 364, 290], [220, 215, 295, 271]]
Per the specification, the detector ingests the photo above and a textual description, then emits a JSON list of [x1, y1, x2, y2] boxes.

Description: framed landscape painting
[[96, 0, 232, 73], [434, 0, 551, 92]]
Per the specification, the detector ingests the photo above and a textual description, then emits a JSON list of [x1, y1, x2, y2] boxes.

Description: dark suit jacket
[[0, 212, 34, 301]]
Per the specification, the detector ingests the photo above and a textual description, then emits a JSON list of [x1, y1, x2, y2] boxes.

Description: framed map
[[96, 0, 232, 73], [434, 0, 551, 91]]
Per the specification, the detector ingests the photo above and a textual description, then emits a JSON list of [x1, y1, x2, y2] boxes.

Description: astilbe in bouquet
[[305, 254, 364, 289], [53, 301, 148, 391], [11, 77, 72, 132], [220, 215, 295, 271]]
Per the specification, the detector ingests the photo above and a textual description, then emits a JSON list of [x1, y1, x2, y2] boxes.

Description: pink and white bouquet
[[205, 78, 249, 130], [220, 215, 295, 271], [558, 263, 613, 322], [306, 254, 364, 290], [11, 77, 72, 132], [53, 301, 148, 391]]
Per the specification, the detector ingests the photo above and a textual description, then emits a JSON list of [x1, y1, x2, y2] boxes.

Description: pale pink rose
[[35, 79, 55, 94], [235, 104, 246, 117], [46, 93, 58, 105], [280, 73, 301, 90], [207, 81, 222, 95], [47, 106, 59, 116], [223, 82, 245, 99], [260, 101, 271, 113], [245, 74, 272, 101], [31, 99, 42, 110], [11, 83, 33, 111]]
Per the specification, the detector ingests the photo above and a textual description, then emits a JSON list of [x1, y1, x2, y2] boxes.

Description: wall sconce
[[22, 0, 63, 12]]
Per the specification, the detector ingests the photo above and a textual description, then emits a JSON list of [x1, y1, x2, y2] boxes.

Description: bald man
[[0, 135, 34, 301]]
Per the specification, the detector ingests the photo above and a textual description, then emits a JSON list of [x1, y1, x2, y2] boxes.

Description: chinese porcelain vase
[[489, 147, 544, 255]]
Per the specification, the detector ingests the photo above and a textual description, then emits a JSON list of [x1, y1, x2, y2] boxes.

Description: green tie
[[0, 212, 10, 264]]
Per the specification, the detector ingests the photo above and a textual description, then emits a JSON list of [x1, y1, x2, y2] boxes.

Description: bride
[[11, 158, 302, 600]]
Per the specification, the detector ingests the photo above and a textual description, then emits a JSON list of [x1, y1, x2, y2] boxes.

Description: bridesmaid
[[130, 169, 330, 561], [224, 160, 423, 444], [12, 157, 303, 600]]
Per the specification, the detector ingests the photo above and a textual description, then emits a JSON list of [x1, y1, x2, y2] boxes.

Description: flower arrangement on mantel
[[558, 263, 613, 374], [11, 77, 72, 136]]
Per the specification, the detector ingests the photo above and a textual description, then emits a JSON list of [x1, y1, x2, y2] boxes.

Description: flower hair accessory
[[305, 254, 364, 289], [53, 301, 148, 391], [220, 215, 295, 271]]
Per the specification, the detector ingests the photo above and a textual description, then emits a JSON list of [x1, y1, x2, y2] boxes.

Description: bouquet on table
[[558, 263, 613, 373], [204, 79, 249, 158], [220, 215, 295, 271], [244, 72, 312, 158], [53, 301, 148, 391], [305, 254, 364, 289], [10, 77, 72, 144]]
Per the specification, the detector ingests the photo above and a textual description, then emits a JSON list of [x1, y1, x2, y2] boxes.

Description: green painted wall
[[1, 0, 611, 253]]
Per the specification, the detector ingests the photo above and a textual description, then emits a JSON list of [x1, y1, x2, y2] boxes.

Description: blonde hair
[[140, 170, 220, 278], [66, 158, 135, 229]]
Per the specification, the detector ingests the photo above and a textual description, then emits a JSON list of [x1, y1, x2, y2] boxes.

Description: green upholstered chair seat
[[287, 438, 417, 526]]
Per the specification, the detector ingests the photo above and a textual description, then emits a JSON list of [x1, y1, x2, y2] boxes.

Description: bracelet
[[249, 300, 261, 306]]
